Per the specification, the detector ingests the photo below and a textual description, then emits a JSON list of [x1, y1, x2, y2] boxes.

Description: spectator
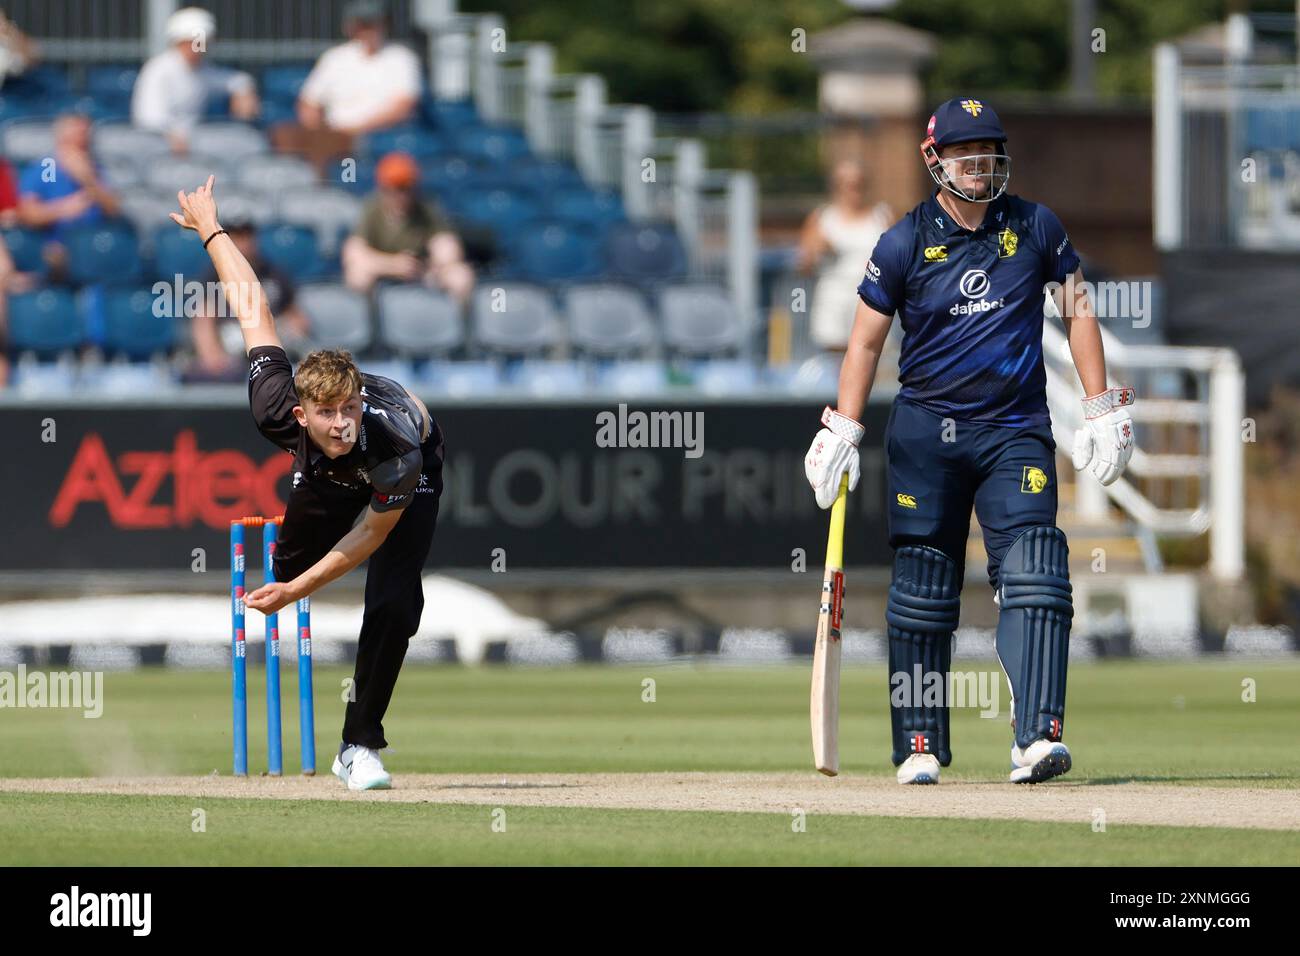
[[131, 6, 259, 154], [273, 0, 420, 175], [796, 158, 893, 354], [0, 10, 38, 90], [342, 152, 473, 302], [17, 113, 121, 278], [186, 215, 310, 382], [0, 231, 37, 388], [299, 0, 419, 136], [0, 155, 19, 228]]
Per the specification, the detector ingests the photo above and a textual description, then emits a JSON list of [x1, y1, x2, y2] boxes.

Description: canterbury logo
[[923, 245, 948, 262], [896, 494, 918, 509]]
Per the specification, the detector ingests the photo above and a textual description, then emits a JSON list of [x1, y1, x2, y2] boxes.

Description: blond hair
[[295, 349, 363, 405]]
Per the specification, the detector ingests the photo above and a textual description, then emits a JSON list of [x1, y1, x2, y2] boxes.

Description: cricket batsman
[[804, 98, 1135, 785], [172, 177, 445, 790]]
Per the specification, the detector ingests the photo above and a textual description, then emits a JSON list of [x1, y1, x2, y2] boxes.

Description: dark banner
[[0, 401, 893, 571]]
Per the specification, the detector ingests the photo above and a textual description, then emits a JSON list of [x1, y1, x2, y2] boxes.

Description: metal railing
[[1042, 297, 1244, 580]]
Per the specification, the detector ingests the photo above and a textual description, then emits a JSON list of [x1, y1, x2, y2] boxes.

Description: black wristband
[[203, 229, 228, 249]]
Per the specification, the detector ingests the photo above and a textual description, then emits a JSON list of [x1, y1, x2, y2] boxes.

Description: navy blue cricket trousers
[[884, 399, 1059, 590]]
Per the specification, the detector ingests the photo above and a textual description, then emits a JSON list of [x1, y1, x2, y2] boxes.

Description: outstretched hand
[[169, 174, 220, 237], [244, 581, 297, 616]]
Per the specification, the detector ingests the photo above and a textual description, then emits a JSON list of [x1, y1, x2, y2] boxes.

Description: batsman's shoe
[[896, 753, 940, 785], [332, 744, 393, 791], [1010, 738, 1072, 784]]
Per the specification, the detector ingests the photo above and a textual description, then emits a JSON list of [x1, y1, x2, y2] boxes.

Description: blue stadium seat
[[152, 227, 210, 280], [508, 158, 584, 189], [101, 288, 175, 360], [87, 65, 140, 100], [66, 223, 143, 285], [508, 360, 590, 396], [423, 98, 480, 131], [336, 158, 377, 195], [594, 359, 669, 396], [261, 64, 315, 101], [192, 122, 268, 161], [0, 116, 55, 165], [2, 228, 48, 274], [422, 154, 483, 196], [362, 126, 446, 159], [442, 186, 543, 231], [0, 96, 41, 123], [454, 125, 531, 166], [7, 289, 82, 357], [504, 220, 603, 282], [545, 187, 625, 230], [689, 358, 760, 395], [257, 224, 325, 280], [276, 187, 362, 254], [417, 359, 502, 396], [257, 97, 298, 128], [604, 222, 687, 283]]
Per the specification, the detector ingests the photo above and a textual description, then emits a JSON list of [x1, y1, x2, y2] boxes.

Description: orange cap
[[376, 151, 419, 189]]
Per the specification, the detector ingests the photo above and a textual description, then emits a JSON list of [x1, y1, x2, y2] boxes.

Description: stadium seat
[[362, 126, 446, 159], [146, 154, 228, 196], [192, 122, 269, 161], [101, 155, 144, 190], [593, 359, 669, 395], [508, 158, 585, 189], [261, 64, 315, 101], [92, 122, 170, 162], [503, 220, 603, 282], [87, 65, 140, 100], [689, 358, 760, 396], [442, 185, 543, 232], [275, 187, 362, 254], [376, 284, 464, 358], [604, 222, 688, 282], [0, 96, 40, 124], [238, 154, 318, 192], [117, 190, 181, 242], [423, 98, 480, 131], [454, 125, 531, 166], [66, 222, 143, 285], [2, 228, 48, 274], [296, 282, 372, 352], [7, 289, 82, 357], [417, 359, 502, 397], [257, 224, 325, 280], [100, 288, 175, 360], [335, 157, 377, 195], [545, 187, 625, 230], [257, 97, 298, 128], [658, 283, 749, 358], [470, 283, 562, 357], [422, 154, 482, 196], [10, 354, 78, 393], [6, 65, 71, 99], [563, 283, 658, 357], [64, 94, 130, 122], [508, 360, 590, 396], [1, 117, 56, 164], [152, 227, 210, 280], [217, 187, 278, 228]]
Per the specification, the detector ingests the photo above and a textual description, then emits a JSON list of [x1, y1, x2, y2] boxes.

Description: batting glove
[[805, 406, 863, 509], [1071, 387, 1136, 486]]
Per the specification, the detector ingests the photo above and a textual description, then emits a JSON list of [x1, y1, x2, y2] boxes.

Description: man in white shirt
[[131, 6, 259, 155], [297, 0, 421, 136]]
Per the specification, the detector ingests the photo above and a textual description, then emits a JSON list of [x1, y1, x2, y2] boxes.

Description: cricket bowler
[[803, 98, 1135, 785], [172, 176, 445, 790]]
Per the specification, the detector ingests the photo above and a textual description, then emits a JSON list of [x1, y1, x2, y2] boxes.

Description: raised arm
[[170, 175, 282, 354]]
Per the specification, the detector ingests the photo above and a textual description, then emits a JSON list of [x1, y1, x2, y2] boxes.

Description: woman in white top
[[797, 159, 892, 352]]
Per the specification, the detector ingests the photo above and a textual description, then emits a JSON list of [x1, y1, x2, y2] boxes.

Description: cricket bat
[[810, 472, 849, 776]]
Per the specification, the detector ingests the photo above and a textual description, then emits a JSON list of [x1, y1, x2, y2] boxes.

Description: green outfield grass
[[1, 661, 1297, 864]]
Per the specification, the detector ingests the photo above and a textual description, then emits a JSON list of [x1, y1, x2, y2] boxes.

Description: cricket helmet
[[919, 97, 1011, 203]]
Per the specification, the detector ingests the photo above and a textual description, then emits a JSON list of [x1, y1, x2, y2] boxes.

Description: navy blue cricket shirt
[[857, 191, 1079, 427]]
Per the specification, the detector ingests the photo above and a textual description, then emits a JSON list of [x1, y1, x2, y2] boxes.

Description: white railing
[[1041, 299, 1244, 580]]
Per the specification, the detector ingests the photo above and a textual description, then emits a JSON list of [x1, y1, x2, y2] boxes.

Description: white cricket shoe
[[332, 744, 393, 791], [1010, 738, 1072, 784], [896, 753, 940, 785]]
